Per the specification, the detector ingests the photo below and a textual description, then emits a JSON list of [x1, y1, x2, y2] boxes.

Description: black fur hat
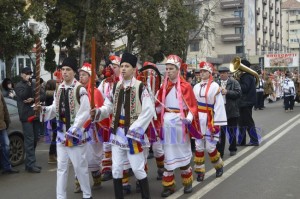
[[120, 53, 137, 68], [62, 57, 78, 72]]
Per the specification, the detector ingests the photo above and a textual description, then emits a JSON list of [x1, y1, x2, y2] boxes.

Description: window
[[193, 7, 200, 16], [290, 38, 300, 43], [236, 46, 244, 54], [190, 41, 199, 52], [26, 58, 31, 68], [235, 27, 243, 34], [18, 58, 24, 73], [234, 10, 242, 18]]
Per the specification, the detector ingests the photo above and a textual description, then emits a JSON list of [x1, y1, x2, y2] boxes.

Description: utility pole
[[295, 33, 300, 73]]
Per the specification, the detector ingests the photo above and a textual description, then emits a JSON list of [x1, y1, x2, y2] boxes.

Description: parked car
[[4, 97, 25, 166]]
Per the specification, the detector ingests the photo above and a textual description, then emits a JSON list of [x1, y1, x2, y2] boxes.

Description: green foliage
[[161, 0, 197, 60], [0, 0, 36, 78], [1, 0, 198, 79]]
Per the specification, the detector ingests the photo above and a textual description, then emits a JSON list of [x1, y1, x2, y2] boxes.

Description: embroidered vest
[[110, 80, 142, 133], [55, 81, 81, 131]]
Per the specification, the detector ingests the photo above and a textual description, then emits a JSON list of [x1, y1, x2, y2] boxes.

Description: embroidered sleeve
[[127, 88, 155, 142], [71, 87, 90, 132]]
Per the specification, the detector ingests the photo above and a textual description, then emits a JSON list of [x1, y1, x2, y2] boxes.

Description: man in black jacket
[[216, 67, 241, 157], [15, 67, 45, 173], [237, 60, 260, 146]]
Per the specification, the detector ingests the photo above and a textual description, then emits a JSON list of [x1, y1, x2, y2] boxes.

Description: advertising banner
[[264, 53, 299, 68]]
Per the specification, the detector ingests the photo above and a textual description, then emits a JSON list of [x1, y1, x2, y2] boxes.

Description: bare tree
[[184, 0, 221, 61]]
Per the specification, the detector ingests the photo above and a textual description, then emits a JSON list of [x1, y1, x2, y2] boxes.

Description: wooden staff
[[90, 37, 96, 109], [34, 38, 41, 116]]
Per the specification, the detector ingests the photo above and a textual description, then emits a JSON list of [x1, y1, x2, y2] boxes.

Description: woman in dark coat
[[1, 78, 16, 100]]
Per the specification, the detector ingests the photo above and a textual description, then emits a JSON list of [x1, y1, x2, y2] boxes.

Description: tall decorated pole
[[90, 37, 96, 109], [34, 38, 41, 116]]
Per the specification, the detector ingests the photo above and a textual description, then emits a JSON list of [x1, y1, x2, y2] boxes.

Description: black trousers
[[284, 95, 295, 110], [217, 117, 238, 157], [255, 92, 264, 109], [238, 106, 259, 145]]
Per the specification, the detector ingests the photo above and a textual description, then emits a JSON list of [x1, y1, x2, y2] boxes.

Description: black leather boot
[[113, 178, 124, 199], [138, 177, 151, 199]]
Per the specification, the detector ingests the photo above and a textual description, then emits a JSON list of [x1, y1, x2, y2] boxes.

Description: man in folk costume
[[97, 55, 121, 181], [72, 63, 105, 193], [41, 57, 92, 199], [98, 56, 135, 195], [91, 53, 154, 199], [156, 55, 199, 197], [193, 61, 227, 182]]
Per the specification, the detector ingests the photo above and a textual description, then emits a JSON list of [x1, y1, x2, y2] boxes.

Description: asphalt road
[[1, 99, 300, 199]]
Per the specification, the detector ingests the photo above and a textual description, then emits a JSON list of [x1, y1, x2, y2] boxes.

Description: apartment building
[[282, 0, 300, 53], [186, 0, 284, 67]]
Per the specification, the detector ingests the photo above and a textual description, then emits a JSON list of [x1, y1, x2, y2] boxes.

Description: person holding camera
[[14, 67, 45, 173]]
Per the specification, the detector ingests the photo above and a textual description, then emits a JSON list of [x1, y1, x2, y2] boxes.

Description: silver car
[[5, 97, 25, 166]]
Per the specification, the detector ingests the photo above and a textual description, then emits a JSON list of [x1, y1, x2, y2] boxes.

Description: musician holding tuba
[[232, 58, 260, 146]]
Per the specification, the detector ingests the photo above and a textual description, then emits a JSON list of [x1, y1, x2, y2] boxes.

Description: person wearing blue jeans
[[0, 92, 19, 174]]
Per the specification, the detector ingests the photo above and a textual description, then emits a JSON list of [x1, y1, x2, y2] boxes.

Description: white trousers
[[86, 142, 103, 172], [111, 145, 147, 180], [195, 138, 217, 153], [56, 144, 91, 199], [152, 140, 164, 158]]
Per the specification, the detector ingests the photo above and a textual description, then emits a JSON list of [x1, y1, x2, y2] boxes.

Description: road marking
[[169, 114, 300, 199], [186, 120, 300, 199]]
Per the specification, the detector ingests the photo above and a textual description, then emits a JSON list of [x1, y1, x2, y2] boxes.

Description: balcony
[[270, 3, 273, 9], [257, 22, 261, 30], [221, 17, 243, 26], [263, 12, 267, 19], [275, 20, 279, 26], [270, 29, 274, 36], [220, 0, 243, 9], [183, 0, 203, 6], [276, 8, 279, 14], [276, 32, 279, 38], [263, 40, 268, 47], [257, 38, 261, 45], [270, 16, 274, 23], [263, 0, 267, 5], [221, 34, 243, 42], [257, 7, 260, 15], [263, 26, 268, 33]]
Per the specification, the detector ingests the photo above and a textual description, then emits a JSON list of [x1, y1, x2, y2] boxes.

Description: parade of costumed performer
[[40, 57, 92, 199], [72, 62, 105, 193], [193, 61, 227, 182], [97, 55, 122, 181], [156, 54, 200, 197], [91, 52, 154, 199]]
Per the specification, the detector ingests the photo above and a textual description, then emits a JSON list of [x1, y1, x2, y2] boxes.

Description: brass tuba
[[229, 56, 259, 86]]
